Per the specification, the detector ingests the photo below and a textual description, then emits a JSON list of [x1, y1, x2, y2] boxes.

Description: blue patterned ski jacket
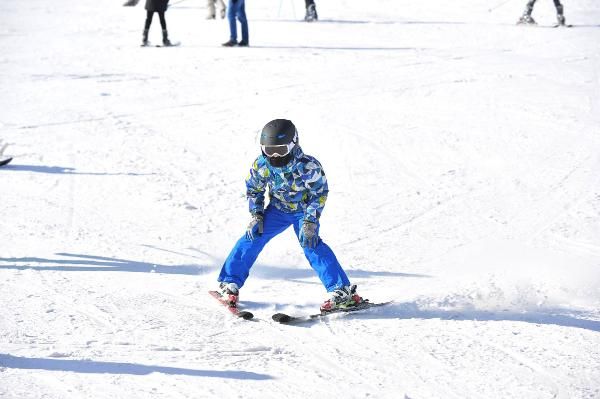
[[246, 146, 328, 223]]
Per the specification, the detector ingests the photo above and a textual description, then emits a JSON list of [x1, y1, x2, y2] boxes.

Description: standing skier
[[142, 0, 173, 46], [304, 0, 318, 22], [517, 0, 566, 26], [222, 0, 249, 46], [215, 119, 362, 312], [207, 0, 226, 19]]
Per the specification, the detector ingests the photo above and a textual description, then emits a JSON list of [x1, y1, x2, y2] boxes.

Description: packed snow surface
[[1, 0, 599, 398]]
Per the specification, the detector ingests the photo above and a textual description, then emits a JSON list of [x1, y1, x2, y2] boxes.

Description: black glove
[[246, 213, 264, 240], [299, 221, 318, 248]]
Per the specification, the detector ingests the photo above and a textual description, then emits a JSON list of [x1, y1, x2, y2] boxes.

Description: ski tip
[[272, 313, 292, 323], [0, 157, 13, 167]]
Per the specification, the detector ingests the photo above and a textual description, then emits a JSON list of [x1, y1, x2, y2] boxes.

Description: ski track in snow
[[2, 0, 600, 398]]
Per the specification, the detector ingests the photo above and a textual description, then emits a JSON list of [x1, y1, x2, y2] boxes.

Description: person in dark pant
[[518, 0, 566, 26], [142, 0, 172, 46], [222, 0, 249, 46], [305, 0, 318, 22]]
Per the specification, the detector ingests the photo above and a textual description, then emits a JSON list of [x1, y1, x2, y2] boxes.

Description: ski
[[272, 300, 392, 325], [208, 290, 254, 320], [0, 142, 12, 167], [140, 42, 180, 48], [156, 42, 180, 47]]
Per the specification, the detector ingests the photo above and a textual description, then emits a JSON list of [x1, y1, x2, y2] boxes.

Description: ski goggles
[[262, 142, 294, 157]]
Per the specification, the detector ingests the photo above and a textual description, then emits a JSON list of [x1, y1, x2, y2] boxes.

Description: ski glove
[[246, 213, 264, 240], [299, 221, 319, 248]]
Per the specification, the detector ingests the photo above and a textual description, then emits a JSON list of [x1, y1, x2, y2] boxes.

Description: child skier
[[216, 119, 362, 312], [517, 0, 566, 26]]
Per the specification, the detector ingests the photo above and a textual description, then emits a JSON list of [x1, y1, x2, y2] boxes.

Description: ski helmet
[[259, 119, 298, 167]]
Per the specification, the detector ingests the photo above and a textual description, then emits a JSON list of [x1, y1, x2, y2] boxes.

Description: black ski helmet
[[260, 119, 298, 167]]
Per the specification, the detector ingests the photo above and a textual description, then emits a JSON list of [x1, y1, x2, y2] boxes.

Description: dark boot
[[162, 29, 172, 46], [142, 29, 149, 46], [517, 2, 536, 25], [305, 4, 318, 22], [556, 4, 566, 26]]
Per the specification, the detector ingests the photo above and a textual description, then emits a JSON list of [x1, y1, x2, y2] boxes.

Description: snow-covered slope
[[1, 0, 599, 398]]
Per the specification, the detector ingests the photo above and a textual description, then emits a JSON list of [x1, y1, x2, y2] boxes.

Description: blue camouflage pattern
[[246, 146, 328, 223]]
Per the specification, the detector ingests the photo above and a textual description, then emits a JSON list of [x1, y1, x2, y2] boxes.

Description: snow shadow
[[255, 18, 467, 26], [341, 302, 600, 333], [250, 264, 431, 280], [250, 45, 422, 51], [1, 164, 152, 176], [0, 253, 214, 275], [0, 354, 272, 380]]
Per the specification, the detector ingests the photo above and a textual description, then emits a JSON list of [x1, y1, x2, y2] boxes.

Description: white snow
[[1, 0, 600, 398]]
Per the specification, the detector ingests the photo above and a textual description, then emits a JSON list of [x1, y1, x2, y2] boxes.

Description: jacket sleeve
[[303, 160, 328, 223], [246, 158, 267, 215]]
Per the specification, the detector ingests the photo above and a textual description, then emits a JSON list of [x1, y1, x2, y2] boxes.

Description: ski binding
[[208, 290, 254, 320]]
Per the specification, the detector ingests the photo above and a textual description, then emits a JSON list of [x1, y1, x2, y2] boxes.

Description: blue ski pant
[[227, 0, 248, 43], [218, 206, 351, 292]]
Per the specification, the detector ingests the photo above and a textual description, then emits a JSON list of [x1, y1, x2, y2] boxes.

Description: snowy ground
[[1, 0, 600, 398]]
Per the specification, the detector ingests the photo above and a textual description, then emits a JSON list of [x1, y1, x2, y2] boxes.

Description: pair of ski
[[517, 21, 573, 28], [141, 42, 181, 48], [209, 290, 390, 325]]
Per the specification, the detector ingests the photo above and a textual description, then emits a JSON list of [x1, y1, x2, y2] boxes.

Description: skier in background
[[207, 0, 226, 19], [222, 0, 249, 46], [517, 0, 566, 26], [305, 0, 318, 22], [215, 119, 363, 312], [142, 0, 173, 46]]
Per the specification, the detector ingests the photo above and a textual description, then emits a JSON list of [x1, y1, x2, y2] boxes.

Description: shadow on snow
[[0, 253, 210, 275], [0, 164, 152, 176], [0, 253, 428, 280], [0, 354, 272, 379], [250, 264, 431, 281], [331, 302, 600, 333]]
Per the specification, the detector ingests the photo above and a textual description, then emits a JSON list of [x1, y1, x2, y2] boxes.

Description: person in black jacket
[[142, 0, 172, 46]]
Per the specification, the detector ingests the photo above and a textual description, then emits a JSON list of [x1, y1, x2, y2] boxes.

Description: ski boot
[[556, 14, 566, 26], [162, 29, 172, 46], [320, 285, 362, 313], [218, 282, 239, 306], [517, 14, 536, 25], [304, 4, 318, 22], [141, 29, 150, 46]]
